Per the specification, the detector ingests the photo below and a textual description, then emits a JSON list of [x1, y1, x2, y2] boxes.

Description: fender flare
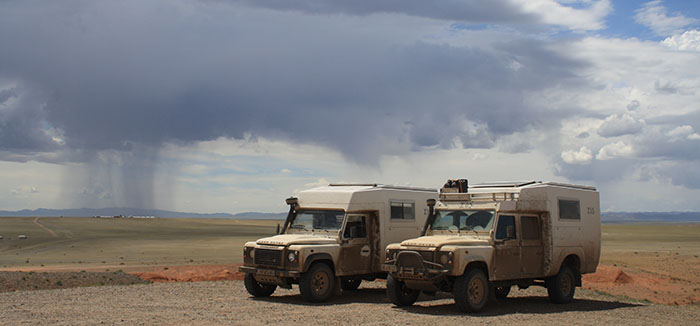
[[302, 253, 334, 273]]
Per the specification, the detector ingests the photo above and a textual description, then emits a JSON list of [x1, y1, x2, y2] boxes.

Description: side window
[[390, 201, 415, 220], [521, 216, 540, 240], [559, 199, 581, 220], [495, 215, 516, 240], [343, 215, 366, 238]]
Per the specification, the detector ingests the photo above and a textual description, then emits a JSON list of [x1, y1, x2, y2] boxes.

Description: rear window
[[390, 201, 415, 219], [559, 199, 581, 220]]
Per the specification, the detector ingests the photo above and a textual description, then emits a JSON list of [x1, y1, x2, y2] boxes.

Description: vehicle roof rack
[[470, 181, 539, 188]]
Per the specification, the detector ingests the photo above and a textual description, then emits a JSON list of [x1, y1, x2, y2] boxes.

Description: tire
[[386, 274, 420, 307], [453, 269, 490, 313], [299, 263, 336, 302], [494, 285, 511, 299], [244, 273, 277, 297], [341, 279, 362, 291], [546, 265, 576, 304]]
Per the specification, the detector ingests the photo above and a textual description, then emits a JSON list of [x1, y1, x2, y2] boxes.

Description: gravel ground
[[0, 271, 148, 293], [0, 280, 697, 326]]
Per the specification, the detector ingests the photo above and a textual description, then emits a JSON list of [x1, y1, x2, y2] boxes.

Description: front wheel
[[546, 265, 576, 304], [244, 273, 277, 297], [386, 274, 420, 306], [453, 269, 490, 313], [299, 263, 336, 302]]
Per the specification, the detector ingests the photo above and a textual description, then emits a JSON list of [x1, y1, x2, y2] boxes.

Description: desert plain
[[0, 217, 698, 325]]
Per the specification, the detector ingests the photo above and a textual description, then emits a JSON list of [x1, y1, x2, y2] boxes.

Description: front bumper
[[238, 266, 301, 278], [382, 250, 449, 280]]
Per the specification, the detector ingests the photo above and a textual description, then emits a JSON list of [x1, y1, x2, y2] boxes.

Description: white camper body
[[240, 184, 437, 302]]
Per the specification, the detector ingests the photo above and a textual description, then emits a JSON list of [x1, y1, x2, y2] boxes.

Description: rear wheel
[[546, 265, 576, 304], [454, 269, 490, 313], [341, 279, 362, 291], [386, 275, 420, 306], [244, 273, 277, 297], [494, 285, 511, 299], [299, 263, 335, 302]]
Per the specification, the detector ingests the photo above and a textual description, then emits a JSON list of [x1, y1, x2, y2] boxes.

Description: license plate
[[381, 264, 397, 272], [257, 269, 276, 276]]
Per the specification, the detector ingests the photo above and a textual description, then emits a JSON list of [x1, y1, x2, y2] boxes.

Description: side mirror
[[506, 225, 515, 239]]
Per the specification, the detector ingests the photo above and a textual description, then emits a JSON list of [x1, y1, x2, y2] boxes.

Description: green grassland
[[0, 217, 279, 270]]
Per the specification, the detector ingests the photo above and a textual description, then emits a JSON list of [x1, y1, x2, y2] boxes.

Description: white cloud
[[561, 146, 593, 164], [666, 125, 700, 141], [662, 30, 700, 51], [634, 1, 699, 36], [597, 113, 646, 138], [597, 141, 634, 160], [514, 0, 612, 31]]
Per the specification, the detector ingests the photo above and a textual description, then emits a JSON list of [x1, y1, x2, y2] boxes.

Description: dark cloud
[[0, 0, 588, 162], [227, 0, 539, 24], [0, 1, 594, 207]]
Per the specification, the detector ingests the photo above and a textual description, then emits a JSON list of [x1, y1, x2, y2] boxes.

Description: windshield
[[431, 210, 495, 232], [288, 210, 345, 231]]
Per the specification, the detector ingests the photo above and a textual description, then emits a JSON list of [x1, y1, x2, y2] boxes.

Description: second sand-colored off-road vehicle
[[382, 180, 600, 312]]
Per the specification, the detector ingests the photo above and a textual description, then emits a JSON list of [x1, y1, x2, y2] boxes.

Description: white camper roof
[[297, 184, 436, 210], [469, 181, 596, 192]]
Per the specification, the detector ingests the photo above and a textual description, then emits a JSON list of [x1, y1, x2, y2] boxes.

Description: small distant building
[[130, 215, 155, 219], [0, 235, 3, 240], [18, 235, 27, 239]]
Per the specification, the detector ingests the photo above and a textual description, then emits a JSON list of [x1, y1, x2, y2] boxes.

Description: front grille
[[255, 248, 282, 267], [396, 251, 425, 269], [418, 251, 434, 263]]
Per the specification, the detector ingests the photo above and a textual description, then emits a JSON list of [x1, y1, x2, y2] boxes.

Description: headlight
[[287, 251, 298, 263], [439, 251, 453, 265], [249, 248, 255, 259], [385, 249, 397, 261]]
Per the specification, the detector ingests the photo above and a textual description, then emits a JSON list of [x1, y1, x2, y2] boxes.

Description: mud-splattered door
[[519, 215, 544, 276], [493, 214, 520, 280], [338, 214, 372, 275]]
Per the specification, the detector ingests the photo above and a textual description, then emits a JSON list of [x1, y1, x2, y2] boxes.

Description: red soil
[[582, 264, 699, 305], [131, 264, 245, 283]]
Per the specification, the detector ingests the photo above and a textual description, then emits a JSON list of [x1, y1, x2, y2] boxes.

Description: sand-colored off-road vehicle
[[382, 180, 601, 312], [239, 184, 437, 302]]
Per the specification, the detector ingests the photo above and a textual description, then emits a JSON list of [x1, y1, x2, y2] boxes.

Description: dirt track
[[1, 280, 697, 326]]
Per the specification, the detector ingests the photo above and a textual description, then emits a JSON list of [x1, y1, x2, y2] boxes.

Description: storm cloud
[[0, 0, 587, 163]]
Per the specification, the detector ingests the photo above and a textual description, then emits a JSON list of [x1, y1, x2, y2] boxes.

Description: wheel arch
[[302, 253, 335, 273], [554, 253, 582, 286]]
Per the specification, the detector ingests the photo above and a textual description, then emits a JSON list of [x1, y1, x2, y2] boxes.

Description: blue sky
[[604, 0, 700, 39], [1, 0, 700, 213]]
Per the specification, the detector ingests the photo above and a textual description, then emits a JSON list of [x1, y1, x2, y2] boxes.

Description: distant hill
[[231, 212, 287, 220], [2, 208, 698, 223], [602, 211, 700, 223]]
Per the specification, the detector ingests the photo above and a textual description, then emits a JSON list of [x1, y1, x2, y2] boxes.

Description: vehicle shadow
[[252, 288, 393, 306], [398, 295, 644, 316], [254, 288, 643, 315]]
